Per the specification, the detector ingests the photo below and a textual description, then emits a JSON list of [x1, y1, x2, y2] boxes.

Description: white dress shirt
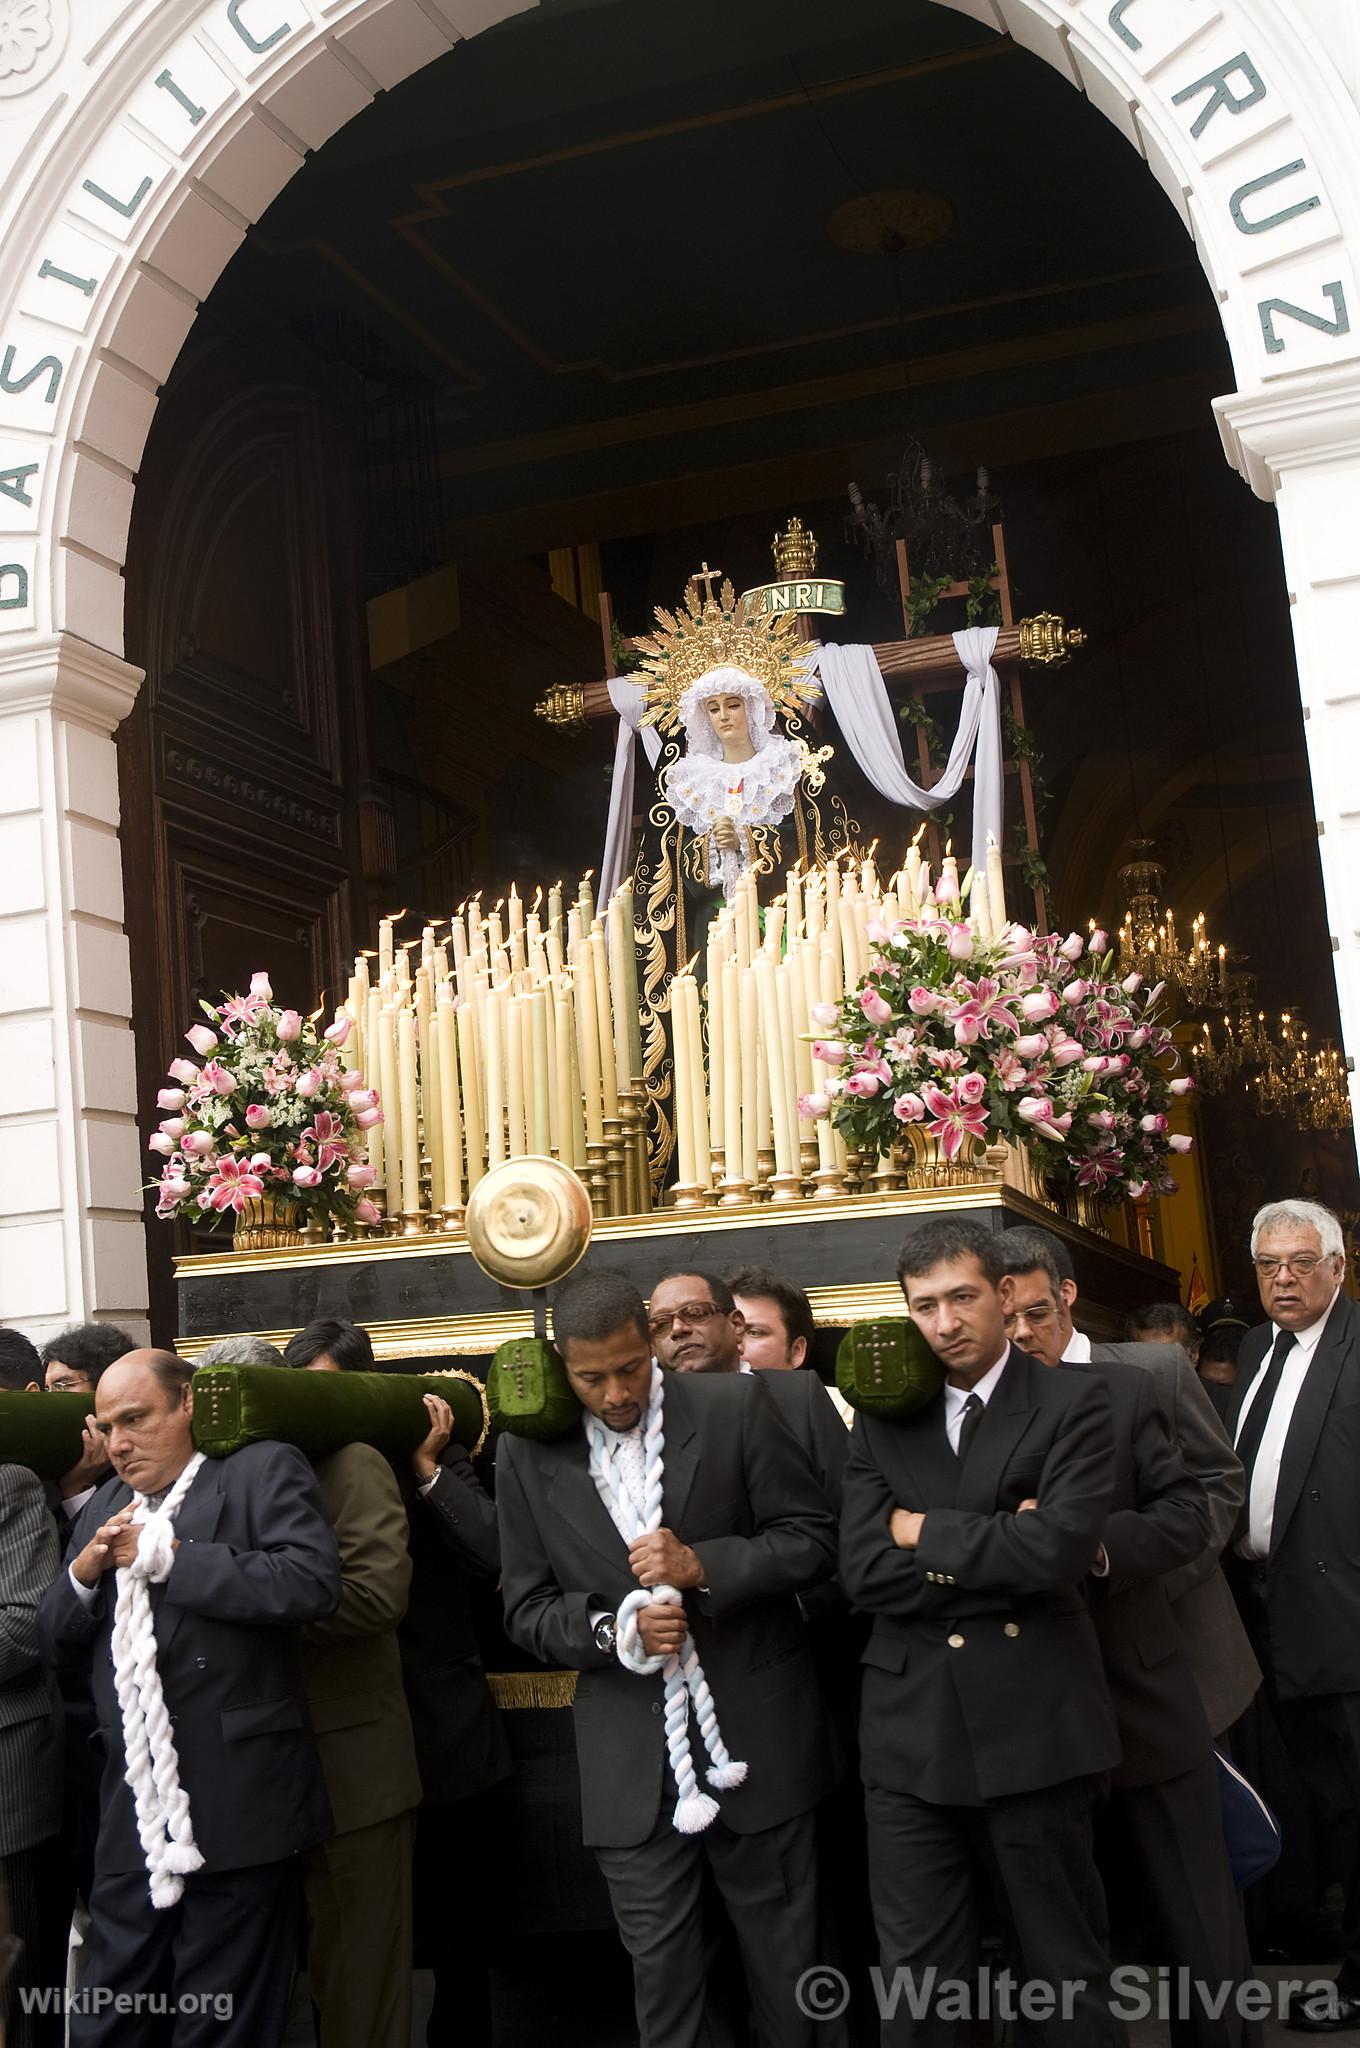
[[1061, 1329, 1092, 1363], [943, 1348, 1009, 1452], [1234, 1291, 1339, 1560]]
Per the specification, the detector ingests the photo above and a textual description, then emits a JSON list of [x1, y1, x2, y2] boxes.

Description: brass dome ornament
[[464, 1154, 594, 1291]]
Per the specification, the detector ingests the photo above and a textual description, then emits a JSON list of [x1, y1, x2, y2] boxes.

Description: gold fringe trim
[[487, 1669, 579, 1711]]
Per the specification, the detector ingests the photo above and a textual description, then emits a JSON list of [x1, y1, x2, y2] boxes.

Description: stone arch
[[2, 0, 1356, 1339]]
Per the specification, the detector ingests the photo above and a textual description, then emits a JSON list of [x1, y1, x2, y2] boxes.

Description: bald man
[[38, 1350, 341, 2048]]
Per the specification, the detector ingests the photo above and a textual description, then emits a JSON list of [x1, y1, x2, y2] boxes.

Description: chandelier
[[1248, 1014, 1354, 1133], [846, 438, 1001, 593], [1115, 841, 1228, 1011]]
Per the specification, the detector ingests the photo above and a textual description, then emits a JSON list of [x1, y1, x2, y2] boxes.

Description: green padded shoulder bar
[[835, 1319, 945, 1422], [486, 1337, 581, 1442], [190, 1363, 488, 1462], [0, 1390, 92, 1481]]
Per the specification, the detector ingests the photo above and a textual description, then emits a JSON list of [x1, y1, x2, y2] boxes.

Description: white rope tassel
[[588, 1369, 747, 1834], [109, 1451, 207, 1907]]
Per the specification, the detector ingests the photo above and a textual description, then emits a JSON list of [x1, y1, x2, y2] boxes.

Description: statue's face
[[705, 694, 749, 746]]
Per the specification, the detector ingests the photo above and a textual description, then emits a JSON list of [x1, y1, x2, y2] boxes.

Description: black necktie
[[1234, 1328, 1297, 1487], [955, 1392, 984, 1464]]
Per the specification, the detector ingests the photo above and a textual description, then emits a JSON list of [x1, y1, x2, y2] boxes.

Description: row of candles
[[337, 832, 1007, 1226]]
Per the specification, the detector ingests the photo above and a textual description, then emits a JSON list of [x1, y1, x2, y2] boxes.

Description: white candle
[[437, 995, 462, 1210], [396, 1004, 421, 1217], [722, 958, 741, 1186]]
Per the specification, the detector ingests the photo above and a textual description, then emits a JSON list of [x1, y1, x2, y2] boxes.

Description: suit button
[[195, 1657, 206, 1670], [651, 1701, 662, 1714], [947, 1633, 965, 1649], [946, 1576, 957, 1586], [1317, 1562, 1328, 1574], [1004, 1623, 1020, 1639], [1310, 1490, 1321, 1502]]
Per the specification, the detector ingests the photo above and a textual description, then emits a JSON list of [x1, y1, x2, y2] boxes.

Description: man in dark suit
[[649, 1268, 850, 1505], [999, 1227, 1259, 1742], [1224, 1199, 1360, 2031], [38, 1350, 341, 2047], [1, 1462, 64, 2048], [841, 1217, 1124, 2046], [497, 1269, 842, 2048], [997, 1226, 1256, 2048]]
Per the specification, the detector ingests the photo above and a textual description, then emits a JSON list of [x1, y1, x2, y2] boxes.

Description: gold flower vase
[[232, 1195, 305, 1252], [895, 1128, 995, 1189]]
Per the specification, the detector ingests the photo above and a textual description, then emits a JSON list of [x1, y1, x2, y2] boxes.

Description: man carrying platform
[[495, 1269, 843, 2048]]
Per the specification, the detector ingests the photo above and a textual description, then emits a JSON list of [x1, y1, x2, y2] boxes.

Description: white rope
[[586, 1367, 747, 1834], [109, 1451, 207, 1907]]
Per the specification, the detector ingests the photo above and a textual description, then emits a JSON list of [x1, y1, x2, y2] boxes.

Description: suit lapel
[[955, 1347, 1039, 1515], [660, 1380, 700, 1531], [154, 1459, 226, 1657], [1225, 1327, 1270, 1442], [1270, 1297, 1355, 1559], [545, 1432, 632, 1574], [885, 1392, 959, 1509]]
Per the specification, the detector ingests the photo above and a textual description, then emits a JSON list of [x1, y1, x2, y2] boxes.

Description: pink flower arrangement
[[813, 920, 1192, 1203], [145, 973, 382, 1236]]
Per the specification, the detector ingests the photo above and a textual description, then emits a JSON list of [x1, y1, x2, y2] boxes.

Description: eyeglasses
[[647, 1302, 724, 1340], [1253, 1253, 1328, 1278], [1004, 1306, 1057, 1328]]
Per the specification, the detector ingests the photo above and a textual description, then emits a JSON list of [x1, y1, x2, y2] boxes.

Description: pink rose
[[295, 1068, 323, 1099], [276, 1010, 302, 1043], [292, 1165, 322, 1188], [947, 926, 974, 962], [1048, 1111, 1073, 1135], [1017, 1096, 1054, 1124], [1126, 1027, 1149, 1049], [810, 1002, 839, 1029], [346, 1162, 378, 1188], [1167, 1133, 1194, 1154], [859, 986, 892, 1027], [148, 1132, 176, 1157], [1146, 982, 1166, 1006], [892, 1092, 926, 1122], [324, 1014, 352, 1047], [907, 987, 941, 1017], [245, 1103, 272, 1130], [1140, 1113, 1168, 1134], [1126, 1180, 1148, 1199], [797, 1092, 831, 1121], [843, 1072, 880, 1098], [347, 1089, 378, 1111], [250, 1153, 273, 1176], [1088, 1109, 1116, 1130], [197, 1191, 212, 1210], [1169, 1077, 1195, 1097], [185, 1024, 219, 1057], [956, 1071, 987, 1107], [159, 1175, 190, 1202], [182, 1130, 215, 1157], [355, 1106, 385, 1129], [1013, 1034, 1046, 1060], [1082, 1055, 1107, 1074], [1061, 979, 1088, 1005], [1050, 1038, 1084, 1067], [339, 1068, 364, 1092], [158, 1117, 185, 1140], [355, 1199, 382, 1227], [156, 1087, 186, 1112], [167, 1058, 200, 1086], [811, 1041, 847, 1067], [1122, 972, 1143, 994], [1088, 929, 1108, 955], [249, 971, 273, 1001], [1058, 932, 1084, 962], [1021, 990, 1059, 1021], [200, 1060, 235, 1096]]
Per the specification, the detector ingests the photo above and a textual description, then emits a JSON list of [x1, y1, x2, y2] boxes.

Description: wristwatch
[[593, 1613, 617, 1655]]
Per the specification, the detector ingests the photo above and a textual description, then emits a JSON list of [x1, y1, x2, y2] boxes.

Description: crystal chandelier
[[1115, 841, 1228, 1011], [1248, 1016, 1354, 1132], [846, 438, 1001, 593]]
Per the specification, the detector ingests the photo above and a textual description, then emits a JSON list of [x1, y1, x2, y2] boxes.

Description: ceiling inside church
[[211, 0, 1227, 560]]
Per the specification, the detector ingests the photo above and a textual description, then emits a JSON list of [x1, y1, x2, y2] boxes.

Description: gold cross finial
[[691, 561, 723, 604]]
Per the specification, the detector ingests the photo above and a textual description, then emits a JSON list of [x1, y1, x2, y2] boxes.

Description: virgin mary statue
[[639, 577, 828, 903]]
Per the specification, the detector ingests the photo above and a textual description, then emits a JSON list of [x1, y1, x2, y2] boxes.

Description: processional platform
[[173, 1182, 1175, 1361]]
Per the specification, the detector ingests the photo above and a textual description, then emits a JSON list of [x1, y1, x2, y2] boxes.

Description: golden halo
[[637, 573, 819, 737]]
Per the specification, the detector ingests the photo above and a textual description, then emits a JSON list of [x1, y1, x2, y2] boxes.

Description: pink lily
[[920, 1080, 989, 1161], [302, 1109, 350, 1172], [217, 989, 269, 1038], [204, 1156, 265, 1214], [945, 976, 1019, 1046]]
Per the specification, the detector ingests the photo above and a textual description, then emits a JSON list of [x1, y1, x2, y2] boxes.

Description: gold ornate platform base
[[231, 1197, 303, 1253]]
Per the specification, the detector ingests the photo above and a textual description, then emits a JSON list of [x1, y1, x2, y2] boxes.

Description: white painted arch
[[1, 0, 1358, 1336]]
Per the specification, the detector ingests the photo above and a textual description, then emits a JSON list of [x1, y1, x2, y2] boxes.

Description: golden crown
[[637, 563, 820, 735], [772, 517, 817, 581]]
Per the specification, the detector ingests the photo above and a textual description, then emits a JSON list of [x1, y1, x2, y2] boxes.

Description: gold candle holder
[[767, 1169, 804, 1205], [871, 1153, 905, 1195], [401, 1208, 426, 1237], [585, 1139, 611, 1216], [754, 1147, 776, 1201], [669, 1181, 707, 1211], [602, 1116, 628, 1219], [799, 1138, 820, 1181], [717, 1173, 753, 1207], [810, 1164, 849, 1199], [440, 1203, 466, 1235], [624, 1084, 653, 1214], [843, 1149, 866, 1195]]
